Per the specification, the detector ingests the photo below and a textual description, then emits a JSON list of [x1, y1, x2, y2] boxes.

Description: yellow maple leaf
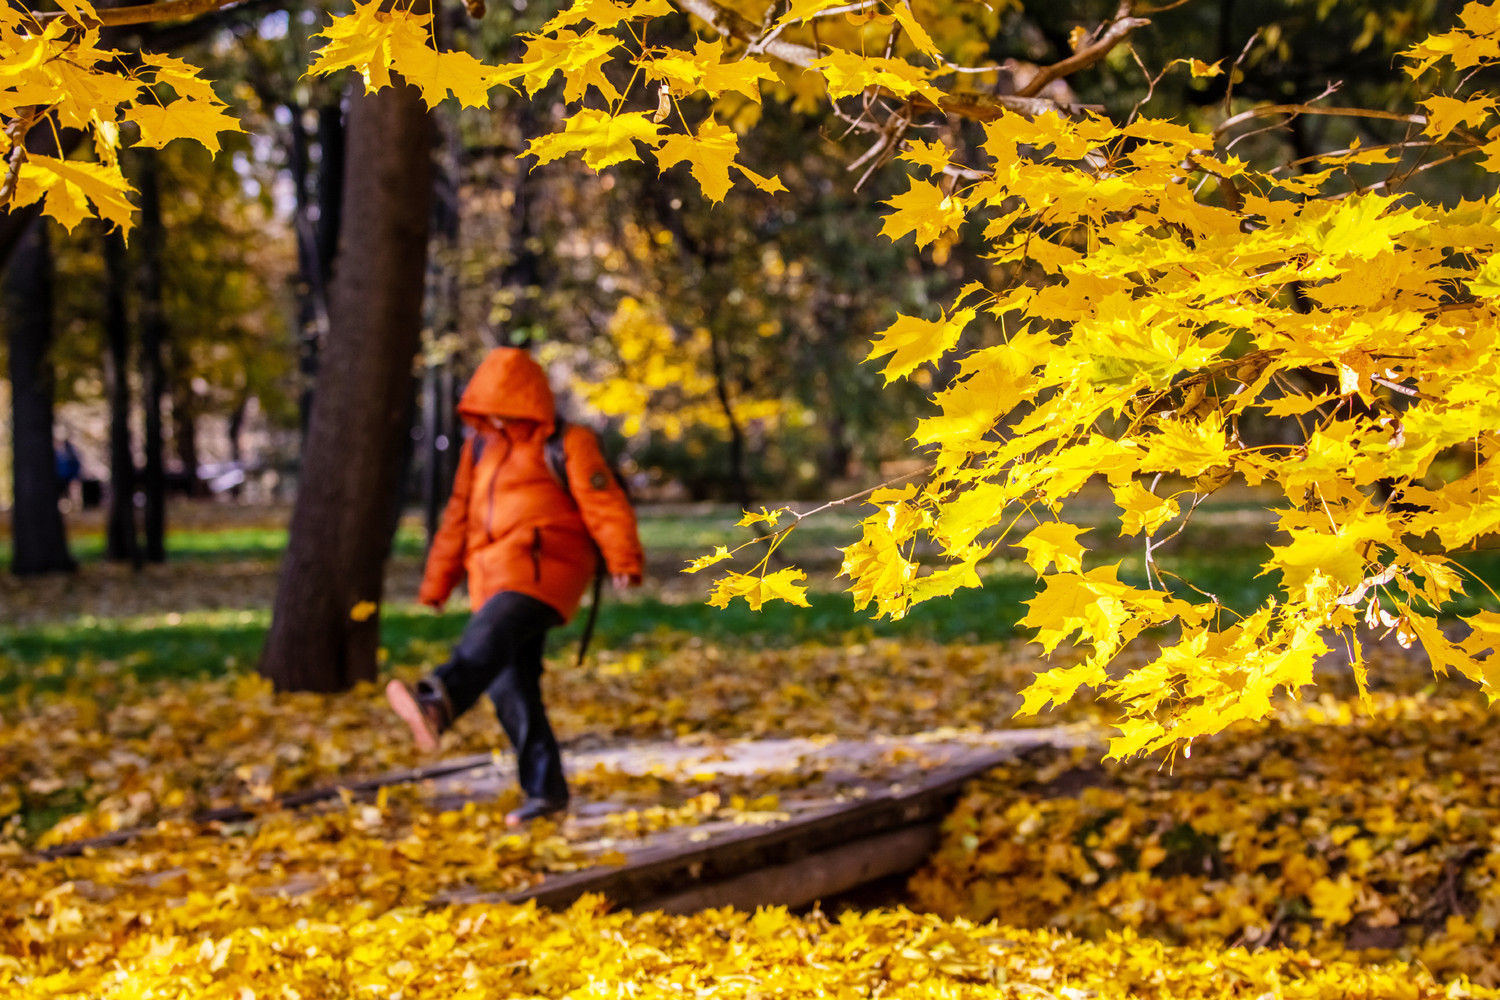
[[707, 568, 811, 610], [349, 601, 378, 622], [1139, 411, 1234, 477], [771, 0, 846, 29], [1308, 875, 1358, 927], [1422, 92, 1494, 142], [646, 38, 777, 102], [880, 175, 966, 247], [812, 49, 945, 104], [1017, 661, 1105, 715], [1017, 566, 1135, 654], [899, 139, 952, 176], [541, 0, 673, 33], [384, 19, 484, 107], [1013, 521, 1089, 575], [888, 1, 940, 56], [1113, 481, 1180, 537], [307, 2, 400, 92], [526, 109, 663, 171], [1302, 193, 1428, 261], [733, 163, 787, 194], [683, 545, 733, 574], [865, 306, 975, 384], [140, 53, 223, 105], [503, 29, 622, 102], [50, 59, 144, 133], [127, 97, 244, 155], [11, 154, 135, 234], [737, 506, 785, 528], [654, 118, 740, 203]]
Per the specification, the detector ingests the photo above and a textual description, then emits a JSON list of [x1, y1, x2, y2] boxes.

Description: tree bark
[[136, 150, 168, 562], [4, 218, 76, 576], [424, 105, 463, 545], [171, 343, 200, 495], [103, 227, 141, 566], [259, 78, 433, 693]]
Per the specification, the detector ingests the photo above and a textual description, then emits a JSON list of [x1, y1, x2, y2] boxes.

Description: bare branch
[[1017, 2, 1151, 99], [747, 0, 876, 56], [0, 110, 40, 208], [1215, 102, 1426, 138], [1221, 29, 1260, 119], [676, 0, 1102, 122], [33, 0, 244, 27]]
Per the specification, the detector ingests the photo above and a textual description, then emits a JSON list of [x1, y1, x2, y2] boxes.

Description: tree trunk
[[136, 151, 168, 562], [259, 79, 433, 693], [4, 218, 76, 576], [227, 393, 248, 500], [171, 344, 200, 496], [103, 227, 140, 566], [424, 105, 463, 545], [707, 324, 751, 509]]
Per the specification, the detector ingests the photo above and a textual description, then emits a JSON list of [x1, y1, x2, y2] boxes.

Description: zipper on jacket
[[530, 528, 542, 581], [483, 431, 513, 544]]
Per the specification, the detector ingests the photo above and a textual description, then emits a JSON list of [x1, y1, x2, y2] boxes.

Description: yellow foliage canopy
[[17, 0, 1500, 756]]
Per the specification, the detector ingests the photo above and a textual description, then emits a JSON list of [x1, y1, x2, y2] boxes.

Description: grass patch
[[4, 500, 1499, 699], [5, 545, 1498, 700], [0, 525, 430, 565]]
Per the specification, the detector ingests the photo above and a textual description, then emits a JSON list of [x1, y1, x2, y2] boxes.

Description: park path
[[39, 725, 1095, 913]]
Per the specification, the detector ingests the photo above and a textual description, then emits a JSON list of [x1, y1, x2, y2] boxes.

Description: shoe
[[505, 796, 569, 827], [386, 678, 450, 753]]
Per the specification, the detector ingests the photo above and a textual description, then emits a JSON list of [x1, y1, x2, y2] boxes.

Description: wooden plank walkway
[[433, 728, 1092, 911], [36, 726, 1095, 911]]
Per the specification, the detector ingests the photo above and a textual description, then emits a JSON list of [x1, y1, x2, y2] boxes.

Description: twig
[[33, 0, 244, 27], [1214, 102, 1425, 139], [1221, 29, 1260, 121], [676, 0, 1104, 122], [1370, 374, 1440, 403], [1145, 487, 1210, 591], [1330, 151, 1469, 199], [747, 0, 877, 57], [0, 110, 39, 208], [1017, 1, 1151, 99]]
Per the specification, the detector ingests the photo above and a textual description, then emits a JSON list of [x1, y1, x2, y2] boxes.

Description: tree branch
[[1215, 103, 1426, 138], [0, 111, 38, 208], [32, 0, 243, 28], [676, 0, 1102, 122], [1017, 2, 1151, 98]]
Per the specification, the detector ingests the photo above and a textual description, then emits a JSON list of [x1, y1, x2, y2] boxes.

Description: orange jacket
[[417, 348, 644, 623]]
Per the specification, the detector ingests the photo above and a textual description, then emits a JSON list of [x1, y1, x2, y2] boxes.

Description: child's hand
[[612, 573, 638, 591]]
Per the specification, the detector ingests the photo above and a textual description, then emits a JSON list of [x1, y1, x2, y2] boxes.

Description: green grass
[[0, 525, 431, 565], [4, 501, 1499, 700]]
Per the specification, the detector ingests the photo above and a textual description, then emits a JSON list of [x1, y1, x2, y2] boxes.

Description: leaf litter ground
[[2, 506, 1499, 996]]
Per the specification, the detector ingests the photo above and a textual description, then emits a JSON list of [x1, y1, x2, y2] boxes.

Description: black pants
[[434, 591, 568, 802]]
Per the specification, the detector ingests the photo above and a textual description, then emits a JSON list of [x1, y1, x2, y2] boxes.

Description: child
[[387, 347, 643, 826]]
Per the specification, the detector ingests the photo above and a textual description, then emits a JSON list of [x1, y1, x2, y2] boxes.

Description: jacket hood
[[457, 348, 556, 428]]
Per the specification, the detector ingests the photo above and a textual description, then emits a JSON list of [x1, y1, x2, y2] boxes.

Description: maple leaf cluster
[[0, 637, 1105, 848], [916, 646, 1500, 984], [652, 0, 1500, 757], [0, 2, 242, 234]]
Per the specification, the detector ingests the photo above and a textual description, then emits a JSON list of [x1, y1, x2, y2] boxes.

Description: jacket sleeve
[[564, 426, 644, 581], [417, 437, 475, 606]]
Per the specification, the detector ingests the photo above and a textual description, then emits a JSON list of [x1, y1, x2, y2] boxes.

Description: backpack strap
[[546, 417, 605, 667], [473, 417, 605, 668], [544, 417, 570, 495]]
